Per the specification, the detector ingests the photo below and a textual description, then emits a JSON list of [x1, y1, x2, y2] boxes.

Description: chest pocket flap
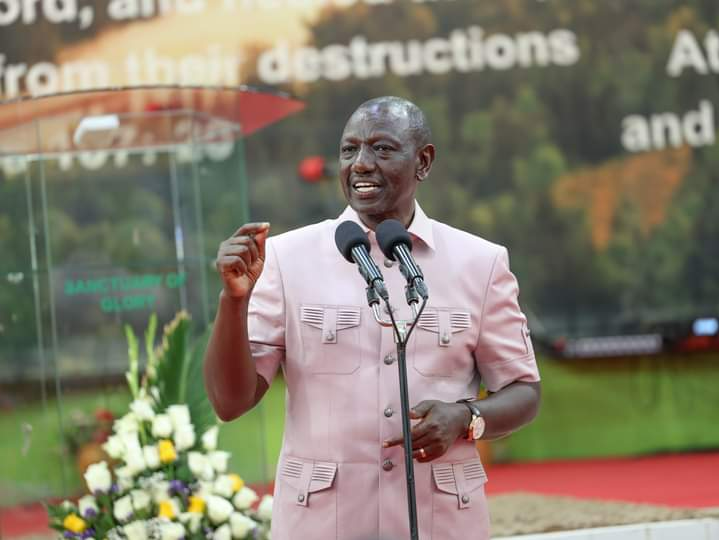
[[417, 308, 471, 347], [300, 305, 361, 344], [299, 304, 363, 374], [432, 458, 487, 509]]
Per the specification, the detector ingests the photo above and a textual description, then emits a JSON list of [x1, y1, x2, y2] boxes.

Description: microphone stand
[[367, 284, 427, 540]]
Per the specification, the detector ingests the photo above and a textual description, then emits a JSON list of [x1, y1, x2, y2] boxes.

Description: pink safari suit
[[248, 203, 540, 540]]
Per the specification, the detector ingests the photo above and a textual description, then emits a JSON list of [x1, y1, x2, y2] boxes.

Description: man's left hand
[[382, 400, 471, 462]]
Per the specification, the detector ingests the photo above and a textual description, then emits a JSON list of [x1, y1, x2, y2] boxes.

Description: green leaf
[[125, 324, 140, 399], [144, 313, 158, 383], [184, 327, 218, 438], [155, 316, 190, 409], [153, 314, 217, 436]]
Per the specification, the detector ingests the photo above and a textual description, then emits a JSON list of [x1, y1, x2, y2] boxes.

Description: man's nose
[[351, 145, 375, 173]]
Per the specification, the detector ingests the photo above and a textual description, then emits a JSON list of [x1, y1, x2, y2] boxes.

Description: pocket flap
[[281, 456, 338, 506], [417, 308, 472, 346], [300, 305, 361, 344], [432, 458, 487, 509]]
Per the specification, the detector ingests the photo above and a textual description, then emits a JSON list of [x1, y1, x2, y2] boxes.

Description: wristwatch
[[456, 398, 486, 441]]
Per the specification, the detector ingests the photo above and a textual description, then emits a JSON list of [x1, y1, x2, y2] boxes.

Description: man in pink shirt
[[205, 97, 541, 539]]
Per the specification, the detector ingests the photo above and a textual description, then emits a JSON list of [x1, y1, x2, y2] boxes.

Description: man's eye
[[341, 146, 356, 153], [374, 144, 393, 152]]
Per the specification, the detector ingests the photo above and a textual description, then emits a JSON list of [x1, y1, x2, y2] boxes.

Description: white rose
[[206, 495, 234, 524], [125, 446, 147, 476], [159, 521, 185, 540], [114, 494, 134, 523], [103, 435, 125, 459], [115, 466, 134, 492], [143, 445, 161, 469], [78, 495, 98, 518], [150, 480, 170, 503], [173, 424, 195, 451], [131, 489, 152, 512], [152, 414, 173, 438], [196, 481, 214, 500], [114, 412, 140, 434], [230, 512, 258, 538], [120, 431, 142, 450], [214, 524, 231, 540], [84, 461, 112, 494], [179, 512, 202, 534], [257, 495, 273, 521], [130, 398, 156, 421], [213, 475, 235, 498], [209, 451, 231, 473], [123, 521, 148, 540], [232, 487, 259, 510], [167, 404, 191, 429], [201, 426, 219, 451], [188, 452, 215, 481]]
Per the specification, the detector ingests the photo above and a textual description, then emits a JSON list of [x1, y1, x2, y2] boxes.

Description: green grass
[[507, 352, 719, 460]]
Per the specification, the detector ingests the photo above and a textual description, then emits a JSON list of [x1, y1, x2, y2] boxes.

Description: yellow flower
[[158, 439, 177, 463], [188, 495, 205, 514], [158, 500, 176, 519], [229, 474, 245, 492], [63, 513, 87, 533]]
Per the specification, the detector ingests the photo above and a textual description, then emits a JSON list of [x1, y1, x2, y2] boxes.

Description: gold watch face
[[470, 416, 486, 440]]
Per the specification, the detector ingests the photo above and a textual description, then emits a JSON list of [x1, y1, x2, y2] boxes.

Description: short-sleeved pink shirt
[[249, 203, 539, 540]]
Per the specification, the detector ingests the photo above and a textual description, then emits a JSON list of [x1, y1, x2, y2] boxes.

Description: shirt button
[[440, 332, 451, 345], [325, 330, 336, 342], [384, 354, 395, 365], [461, 495, 470, 504], [383, 258, 395, 268], [382, 459, 394, 471], [384, 407, 394, 418], [297, 494, 305, 503]]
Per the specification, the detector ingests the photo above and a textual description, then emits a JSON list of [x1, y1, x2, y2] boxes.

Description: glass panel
[[0, 88, 302, 530]]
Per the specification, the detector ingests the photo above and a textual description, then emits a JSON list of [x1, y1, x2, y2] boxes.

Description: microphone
[[335, 221, 389, 301], [376, 219, 429, 301]]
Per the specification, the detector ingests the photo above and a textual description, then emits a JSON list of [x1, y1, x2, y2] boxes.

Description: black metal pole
[[395, 333, 419, 540]]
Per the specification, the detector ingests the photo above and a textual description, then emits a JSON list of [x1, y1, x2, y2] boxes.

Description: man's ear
[[416, 144, 436, 182]]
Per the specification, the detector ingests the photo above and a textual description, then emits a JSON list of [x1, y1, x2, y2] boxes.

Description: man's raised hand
[[215, 222, 270, 299]]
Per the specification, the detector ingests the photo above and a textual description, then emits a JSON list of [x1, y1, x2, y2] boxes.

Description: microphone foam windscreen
[[335, 220, 370, 262], [376, 219, 412, 261]]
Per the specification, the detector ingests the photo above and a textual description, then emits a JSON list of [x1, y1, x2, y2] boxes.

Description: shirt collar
[[336, 201, 435, 251]]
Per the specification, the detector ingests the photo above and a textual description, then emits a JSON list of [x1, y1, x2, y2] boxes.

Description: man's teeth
[[354, 183, 380, 193]]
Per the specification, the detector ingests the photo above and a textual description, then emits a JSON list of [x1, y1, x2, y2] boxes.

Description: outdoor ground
[[3, 452, 719, 538], [2, 377, 718, 538]]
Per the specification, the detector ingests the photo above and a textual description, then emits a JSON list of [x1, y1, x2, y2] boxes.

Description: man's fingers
[[233, 222, 271, 238], [409, 430, 435, 450], [382, 436, 403, 448], [411, 400, 435, 419], [413, 442, 442, 462], [253, 227, 270, 260], [227, 222, 270, 263], [225, 238, 259, 263], [383, 420, 433, 449], [216, 255, 248, 275], [220, 245, 254, 269]]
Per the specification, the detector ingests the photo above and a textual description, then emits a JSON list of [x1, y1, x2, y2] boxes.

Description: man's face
[[339, 106, 422, 230]]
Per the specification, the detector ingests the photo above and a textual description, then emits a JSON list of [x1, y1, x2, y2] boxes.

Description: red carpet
[[2, 452, 718, 538], [485, 451, 719, 508]]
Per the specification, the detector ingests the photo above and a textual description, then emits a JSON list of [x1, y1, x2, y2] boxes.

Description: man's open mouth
[[352, 181, 382, 194]]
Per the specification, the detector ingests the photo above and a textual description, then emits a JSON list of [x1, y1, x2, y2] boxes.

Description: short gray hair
[[352, 96, 432, 148]]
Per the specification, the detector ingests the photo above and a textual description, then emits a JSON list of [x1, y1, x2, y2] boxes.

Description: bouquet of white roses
[[47, 312, 272, 540]]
